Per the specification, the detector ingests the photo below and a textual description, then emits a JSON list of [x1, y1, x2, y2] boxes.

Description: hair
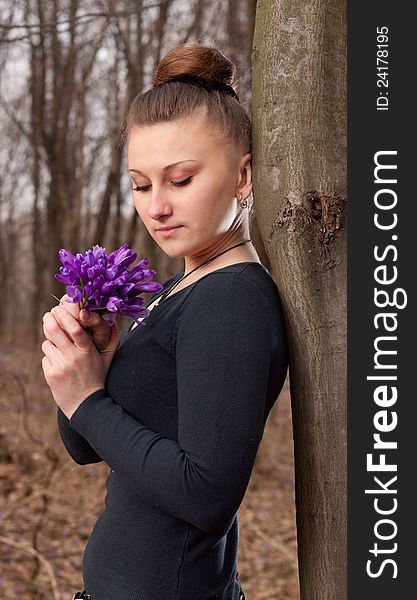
[[119, 43, 252, 160]]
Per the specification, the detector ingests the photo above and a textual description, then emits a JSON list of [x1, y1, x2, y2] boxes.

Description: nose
[[146, 188, 173, 221]]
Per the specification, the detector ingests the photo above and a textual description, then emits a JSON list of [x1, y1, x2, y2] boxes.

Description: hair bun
[[153, 44, 237, 89], [122, 43, 250, 160]]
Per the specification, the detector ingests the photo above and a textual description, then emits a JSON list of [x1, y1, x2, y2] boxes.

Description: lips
[[156, 225, 182, 231], [155, 225, 184, 238]]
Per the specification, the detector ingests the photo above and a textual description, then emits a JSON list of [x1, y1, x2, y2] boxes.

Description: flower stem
[[79, 277, 87, 309], [50, 293, 64, 306]]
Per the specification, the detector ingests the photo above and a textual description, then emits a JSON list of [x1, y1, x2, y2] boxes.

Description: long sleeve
[[57, 406, 103, 465], [56, 328, 128, 466], [68, 273, 281, 533]]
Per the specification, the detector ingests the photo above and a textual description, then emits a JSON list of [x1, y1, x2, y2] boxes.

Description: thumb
[[80, 308, 100, 326]]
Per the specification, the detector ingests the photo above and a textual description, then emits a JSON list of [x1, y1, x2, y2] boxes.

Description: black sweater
[[57, 262, 289, 600]]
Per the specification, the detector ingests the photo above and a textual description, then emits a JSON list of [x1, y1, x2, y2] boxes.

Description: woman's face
[[127, 109, 251, 262]]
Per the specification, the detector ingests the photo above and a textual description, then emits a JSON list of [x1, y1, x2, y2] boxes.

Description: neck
[[183, 237, 257, 275]]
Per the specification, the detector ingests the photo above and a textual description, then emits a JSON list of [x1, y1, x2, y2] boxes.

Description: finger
[[41, 349, 53, 367], [52, 306, 92, 351], [60, 293, 75, 306], [41, 338, 60, 362], [99, 323, 121, 354], [56, 300, 98, 339], [58, 294, 81, 318], [41, 355, 53, 375], [80, 309, 111, 351], [107, 322, 120, 349], [43, 312, 75, 350], [80, 308, 100, 327]]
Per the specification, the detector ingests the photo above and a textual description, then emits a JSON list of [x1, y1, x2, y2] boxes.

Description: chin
[[155, 243, 184, 259], [162, 248, 186, 259]]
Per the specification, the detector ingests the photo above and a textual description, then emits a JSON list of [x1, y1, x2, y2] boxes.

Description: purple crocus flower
[[54, 243, 163, 327]]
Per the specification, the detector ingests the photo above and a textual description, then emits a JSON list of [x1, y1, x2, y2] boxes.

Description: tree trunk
[[252, 1, 347, 599]]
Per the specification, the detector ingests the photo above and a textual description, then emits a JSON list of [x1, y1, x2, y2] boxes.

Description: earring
[[239, 193, 248, 209]]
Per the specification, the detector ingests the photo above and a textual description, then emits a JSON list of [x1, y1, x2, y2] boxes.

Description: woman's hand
[[56, 294, 111, 351], [41, 305, 120, 419]]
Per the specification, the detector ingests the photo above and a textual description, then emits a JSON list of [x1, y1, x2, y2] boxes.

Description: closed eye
[[133, 176, 193, 192]]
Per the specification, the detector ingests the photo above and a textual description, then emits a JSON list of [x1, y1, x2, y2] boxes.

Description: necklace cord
[[155, 239, 252, 305], [127, 239, 253, 331]]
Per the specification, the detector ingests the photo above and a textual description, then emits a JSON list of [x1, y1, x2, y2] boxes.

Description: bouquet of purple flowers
[[53, 243, 164, 327]]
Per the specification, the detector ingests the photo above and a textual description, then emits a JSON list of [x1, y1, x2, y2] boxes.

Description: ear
[[235, 153, 253, 200]]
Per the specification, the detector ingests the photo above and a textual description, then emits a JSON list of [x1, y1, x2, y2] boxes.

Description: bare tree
[[0, 0, 260, 336]]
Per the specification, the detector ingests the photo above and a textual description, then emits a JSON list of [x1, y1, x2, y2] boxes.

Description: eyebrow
[[127, 160, 197, 175]]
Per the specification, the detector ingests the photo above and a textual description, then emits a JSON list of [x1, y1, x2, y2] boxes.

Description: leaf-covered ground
[[0, 338, 299, 600]]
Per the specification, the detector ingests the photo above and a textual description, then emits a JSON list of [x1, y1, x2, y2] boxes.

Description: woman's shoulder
[[178, 262, 284, 323], [194, 262, 281, 300], [172, 263, 287, 359]]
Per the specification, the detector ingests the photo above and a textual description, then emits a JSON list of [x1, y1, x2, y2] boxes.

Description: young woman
[[41, 44, 289, 600]]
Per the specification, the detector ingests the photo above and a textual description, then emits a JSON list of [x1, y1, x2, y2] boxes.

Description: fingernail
[[82, 309, 92, 321]]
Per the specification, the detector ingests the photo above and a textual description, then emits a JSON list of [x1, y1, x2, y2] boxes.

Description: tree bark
[[252, 1, 347, 599]]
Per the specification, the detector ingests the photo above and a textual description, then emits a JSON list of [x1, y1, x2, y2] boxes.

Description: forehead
[[127, 111, 221, 167]]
